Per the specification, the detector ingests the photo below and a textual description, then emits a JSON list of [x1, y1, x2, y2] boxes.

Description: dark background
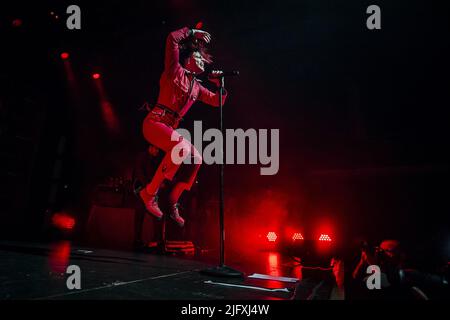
[[1, 0, 449, 264]]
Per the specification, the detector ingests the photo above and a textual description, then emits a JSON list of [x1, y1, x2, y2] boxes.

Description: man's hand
[[208, 70, 223, 87], [192, 29, 211, 43]]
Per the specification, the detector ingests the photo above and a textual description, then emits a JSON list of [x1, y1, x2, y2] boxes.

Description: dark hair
[[179, 36, 212, 66]]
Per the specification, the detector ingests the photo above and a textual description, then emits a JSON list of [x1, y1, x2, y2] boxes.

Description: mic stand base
[[200, 265, 244, 278]]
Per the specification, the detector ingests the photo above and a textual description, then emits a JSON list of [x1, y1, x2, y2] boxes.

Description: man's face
[[186, 51, 205, 74]]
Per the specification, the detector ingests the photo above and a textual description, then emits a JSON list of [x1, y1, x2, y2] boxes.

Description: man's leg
[[167, 145, 202, 227], [141, 120, 194, 221], [168, 183, 186, 205]]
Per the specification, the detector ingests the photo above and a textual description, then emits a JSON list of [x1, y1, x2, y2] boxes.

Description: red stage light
[[52, 213, 76, 230], [318, 234, 332, 242], [49, 241, 71, 273], [60, 52, 69, 60], [195, 21, 203, 29], [266, 232, 277, 242], [267, 252, 281, 278], [92, 73, 101, 79], [12, 19, 23, 27], [292, 232, 304, 241]]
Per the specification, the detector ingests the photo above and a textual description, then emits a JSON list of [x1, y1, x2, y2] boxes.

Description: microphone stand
[[200, 76, 243, 277]]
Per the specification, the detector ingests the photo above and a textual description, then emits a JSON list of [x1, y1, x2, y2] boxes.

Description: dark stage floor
[[0, 241, 340, 300]]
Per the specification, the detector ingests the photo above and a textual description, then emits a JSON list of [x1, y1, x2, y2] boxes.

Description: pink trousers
[[142, 114, 202, 191]]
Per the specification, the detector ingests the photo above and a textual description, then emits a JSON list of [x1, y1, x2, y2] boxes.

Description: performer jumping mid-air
[[140, 26, 227, 227]]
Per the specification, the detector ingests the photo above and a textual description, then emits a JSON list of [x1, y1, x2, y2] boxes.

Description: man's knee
[[192, 147, 202, 165], [178, 141, 191, 158], [173, 141, 202, 165]]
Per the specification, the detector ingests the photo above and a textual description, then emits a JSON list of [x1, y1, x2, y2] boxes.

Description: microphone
[[207, 70, 240, 79]]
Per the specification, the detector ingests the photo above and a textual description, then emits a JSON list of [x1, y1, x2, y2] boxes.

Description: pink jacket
[[156, 27, 227, 117]]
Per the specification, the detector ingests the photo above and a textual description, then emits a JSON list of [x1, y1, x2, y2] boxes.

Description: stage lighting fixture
[[266, 231, 278, 242], [292, 232, 304, 241], [51, 212, 76, 231], [318, 234, 332, 242]]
